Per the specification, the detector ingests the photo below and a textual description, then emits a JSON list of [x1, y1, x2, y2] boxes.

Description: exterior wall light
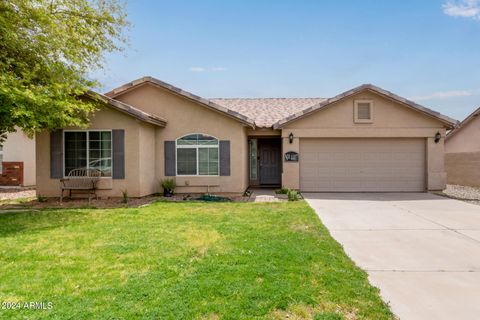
[[289, 132, 294, 144], [434, 132, 441, 143]]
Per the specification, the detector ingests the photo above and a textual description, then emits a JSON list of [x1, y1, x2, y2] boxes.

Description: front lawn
[[0, 201, 393, 319]]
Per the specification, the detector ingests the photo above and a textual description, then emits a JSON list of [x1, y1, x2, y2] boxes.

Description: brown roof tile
[[210, 98, 326, 128]]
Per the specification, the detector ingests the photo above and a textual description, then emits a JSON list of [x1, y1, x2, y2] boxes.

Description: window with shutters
[[354, 100, 374, 123], [64, 130, 112, 177], [176, 134, 219, 176]]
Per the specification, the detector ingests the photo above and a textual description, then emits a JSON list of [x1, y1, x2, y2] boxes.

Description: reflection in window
[[64, 131, 112, 176], [176, 134, 219, 176]]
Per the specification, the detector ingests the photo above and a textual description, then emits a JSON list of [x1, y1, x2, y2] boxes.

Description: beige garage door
[[300, 138, 426, 192]]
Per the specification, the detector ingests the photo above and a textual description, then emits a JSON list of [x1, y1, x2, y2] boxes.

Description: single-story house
[[445, 106, 480, 187], [1, 129, 36, 187], [36, 77, 457, 197]]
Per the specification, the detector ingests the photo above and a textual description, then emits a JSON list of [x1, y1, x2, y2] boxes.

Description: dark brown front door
[[259, 139, 281, 185]]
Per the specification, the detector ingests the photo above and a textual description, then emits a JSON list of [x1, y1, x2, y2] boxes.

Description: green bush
[[37, 195, 47, 203], [161, 179, 176, 196], [287, 189, 300, 201], [274, 187, 290, 194], [121, 190, 129, 204]]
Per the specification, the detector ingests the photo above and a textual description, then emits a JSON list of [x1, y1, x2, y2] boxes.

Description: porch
[[248, 137, 282, 188]]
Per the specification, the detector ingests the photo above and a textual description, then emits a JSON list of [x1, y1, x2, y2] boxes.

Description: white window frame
[[175, 133, 220, 177], [354, 100, 374, 123], [63, 130, 113, 178]]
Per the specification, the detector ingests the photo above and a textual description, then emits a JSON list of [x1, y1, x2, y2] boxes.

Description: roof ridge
[[273, 83, 458, 129], [210, 97, 325, 100], [104, 76, 255, 128]]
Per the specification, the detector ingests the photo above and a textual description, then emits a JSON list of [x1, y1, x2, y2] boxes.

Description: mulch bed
[[0, 193, 251, 210]]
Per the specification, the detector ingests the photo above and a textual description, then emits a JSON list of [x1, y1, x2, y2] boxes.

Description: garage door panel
[[300, 138, 425, 192]]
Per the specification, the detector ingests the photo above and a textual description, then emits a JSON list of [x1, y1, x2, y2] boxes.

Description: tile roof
[[105, 77, 457, 129], [273, 84, 458, 129], [210, 98, 326, 128], [105, 77, 255, 127], [87, 91, 167, 127], [446, 106, 479, 139]]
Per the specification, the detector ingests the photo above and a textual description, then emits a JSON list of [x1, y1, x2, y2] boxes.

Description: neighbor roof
[[446, 106, 480, 140], [273, 84, 458, 129], [105, 76, 255, 127], [87, 91, 167, 127], [210, 98, 325, 128]]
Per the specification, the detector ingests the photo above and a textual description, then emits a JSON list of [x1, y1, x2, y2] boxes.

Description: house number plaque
[[284, 151, 299, 162]]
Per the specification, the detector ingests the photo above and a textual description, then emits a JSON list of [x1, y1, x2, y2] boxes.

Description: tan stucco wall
[[3, 129, 36, 186], [445, 152, 480, 187], [138, 124, 158, 196], [445, 115, 480, 187], [114, 84, 249, 194], [445, 116, 480, 153], [35, 85, 450, 196], [246, 128, 281, 136], [281, 91, 449, 191], [36, 107, 147, 198]]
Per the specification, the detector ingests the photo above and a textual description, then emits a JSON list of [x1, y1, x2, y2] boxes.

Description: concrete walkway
[[249, 188, 284, 202], [304, 193, 480, 320]]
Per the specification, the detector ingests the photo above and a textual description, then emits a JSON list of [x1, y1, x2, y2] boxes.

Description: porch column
[[281, 133, 300, 190], [426, 130, 447, 191]]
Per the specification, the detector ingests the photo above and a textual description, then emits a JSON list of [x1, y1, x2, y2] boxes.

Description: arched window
[[176, 134, 219, 176]]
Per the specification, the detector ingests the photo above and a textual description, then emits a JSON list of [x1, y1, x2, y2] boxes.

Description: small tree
[[0, 0, 129, 143]]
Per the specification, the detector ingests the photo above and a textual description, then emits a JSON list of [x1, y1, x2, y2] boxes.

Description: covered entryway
[[248, 138, 282, 187], [300, 138, 426, 192], [258, 139, 281, 185]]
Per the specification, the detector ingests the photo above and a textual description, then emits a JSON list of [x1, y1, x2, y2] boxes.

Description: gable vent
[[357, 103, 371, 120]]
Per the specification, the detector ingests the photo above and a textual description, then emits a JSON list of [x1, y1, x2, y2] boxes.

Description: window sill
[[354, 120, 374, 124]]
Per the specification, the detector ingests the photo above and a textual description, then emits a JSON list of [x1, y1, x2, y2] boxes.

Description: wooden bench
[[60, 168, 102, 203]]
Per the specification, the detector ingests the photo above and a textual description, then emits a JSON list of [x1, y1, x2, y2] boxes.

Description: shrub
[[287, 189, 300, 201], [37, 195, 47, 203], [274, 187, 289, 194], [161, 179, 176, 196], [121, 190, 128, 204]]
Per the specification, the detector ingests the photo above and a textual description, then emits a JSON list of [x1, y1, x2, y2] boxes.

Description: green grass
[[0, 201, 393, 319]]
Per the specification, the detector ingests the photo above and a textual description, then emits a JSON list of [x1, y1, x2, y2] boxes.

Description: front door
[[259, 139, 281, 185]]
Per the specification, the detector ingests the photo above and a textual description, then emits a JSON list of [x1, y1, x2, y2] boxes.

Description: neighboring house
[[445, 107, 480, 187], [35, 77, 456, 197], [0, 129, 36, 186]]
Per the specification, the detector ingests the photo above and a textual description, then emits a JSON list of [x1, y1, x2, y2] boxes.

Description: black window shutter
[[112, 129, 125, 179], [164, 141, 176, 176], [50, 130, 64, 179], [219, 140, 230, 176]]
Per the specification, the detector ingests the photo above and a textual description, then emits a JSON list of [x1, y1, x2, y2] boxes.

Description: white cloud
[[189, 67, 207, 72], [443, 0, 480, 19], [411, 90, 473, 101], [189, 66, 227, 72]]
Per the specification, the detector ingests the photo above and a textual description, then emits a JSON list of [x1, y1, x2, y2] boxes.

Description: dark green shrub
[[161, 179, 176, 197], [287, 189, 300, 201]]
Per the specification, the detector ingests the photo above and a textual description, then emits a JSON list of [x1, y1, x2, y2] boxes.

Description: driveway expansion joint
[[304, 193, 480, 319], [392, 203, 480, 245]]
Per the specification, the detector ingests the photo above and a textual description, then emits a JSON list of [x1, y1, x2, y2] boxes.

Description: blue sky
[[95, 0, 480, 120]]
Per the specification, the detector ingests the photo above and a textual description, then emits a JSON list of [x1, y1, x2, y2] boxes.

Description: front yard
[[0, 201, 392, 319]]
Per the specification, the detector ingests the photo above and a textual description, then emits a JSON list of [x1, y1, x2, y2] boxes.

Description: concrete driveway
[[304, 193, 480, 320]]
